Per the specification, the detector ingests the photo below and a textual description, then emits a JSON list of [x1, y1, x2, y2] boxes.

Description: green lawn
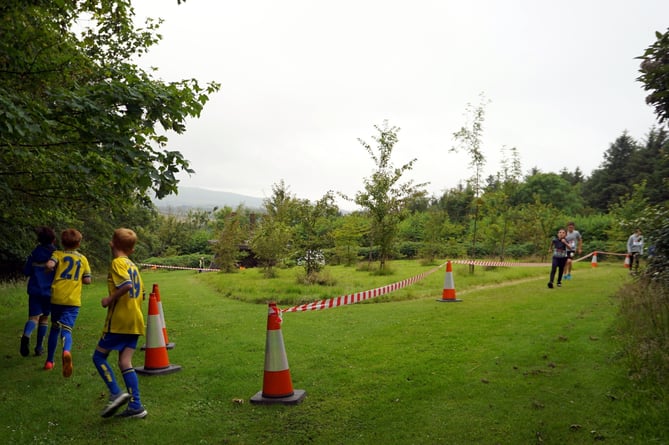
[[1, 261, 665, 444]]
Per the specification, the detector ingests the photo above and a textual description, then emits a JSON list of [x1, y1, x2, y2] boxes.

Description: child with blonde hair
[[44, 229, 92, 376], [93, 228, 147, 419]]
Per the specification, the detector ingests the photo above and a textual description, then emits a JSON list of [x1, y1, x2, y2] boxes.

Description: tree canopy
[[0, 0, 219, 262], [638, 28, 669, 125], [353, 121, 427, 270]]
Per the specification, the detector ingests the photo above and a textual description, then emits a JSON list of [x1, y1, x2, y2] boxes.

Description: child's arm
[[101, 282, 133, 308]]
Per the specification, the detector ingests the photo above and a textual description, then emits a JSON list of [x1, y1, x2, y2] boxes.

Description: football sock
[[36, 322, 48, 349], [23, 319, 37, 337], [122, 368, 142, 409], [46, 326, 61, 363], [93, 350, 121, 395], [61, 326, 73, 352]]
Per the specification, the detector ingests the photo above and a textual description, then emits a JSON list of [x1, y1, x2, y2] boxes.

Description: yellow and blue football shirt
[[103, 256, 145, 335]]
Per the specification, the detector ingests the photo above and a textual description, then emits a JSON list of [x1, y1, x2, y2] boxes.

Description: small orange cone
[[591, 251, 598, 267], [437, 261, 462, 302], [250, 302, 306, 405], [624, 254, 630, 268], [135, 293, 181, 376]]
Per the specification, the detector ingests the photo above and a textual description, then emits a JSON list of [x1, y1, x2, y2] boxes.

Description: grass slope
[[0, 262, 663, 444]]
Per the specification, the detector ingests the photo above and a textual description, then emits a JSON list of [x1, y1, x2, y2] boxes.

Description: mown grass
[[1, 260, 666, 444]]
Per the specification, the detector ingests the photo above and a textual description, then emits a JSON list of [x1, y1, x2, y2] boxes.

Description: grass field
[[1, 260, 666, 444]]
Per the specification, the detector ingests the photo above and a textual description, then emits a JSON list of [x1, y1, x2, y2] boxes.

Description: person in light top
[[626, 228, 644, 275], [563, 221, 582, 280]]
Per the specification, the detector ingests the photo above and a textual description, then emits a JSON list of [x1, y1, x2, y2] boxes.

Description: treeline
[[137, 126, 668, 276]]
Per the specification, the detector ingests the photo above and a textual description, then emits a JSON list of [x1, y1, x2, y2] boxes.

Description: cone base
[[437, 298, 462, 302], [250, 389, 306, 405], [135, 363, 182, 375], [141, 342, 175, 351]]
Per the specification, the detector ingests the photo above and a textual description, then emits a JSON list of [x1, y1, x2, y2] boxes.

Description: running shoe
[[20, 336, 30, 357], [44, 361, 54, 370], [62, 351, 73, 378], [547, 282, 553, 289], [116, 406, 148, 419], [101, 392, 131, 418]]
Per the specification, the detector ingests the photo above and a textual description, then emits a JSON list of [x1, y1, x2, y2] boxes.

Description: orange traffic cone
[[591, 251, 598, 267], [624, 254, 630, 268], [135, 293, 182, 376], [153, 284, 175, 350], [437, 261, 462, 302], [250, 302, 306, 405]]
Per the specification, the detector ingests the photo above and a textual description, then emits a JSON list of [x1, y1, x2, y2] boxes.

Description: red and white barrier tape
[[281, 263, 445, 313], [139, 263, 220, 272], [141, 250, 626, 314]]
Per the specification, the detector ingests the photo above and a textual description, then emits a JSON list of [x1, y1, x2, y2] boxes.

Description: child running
[[93, 228, 147, 419], [548, 228, 570, 289], [21, 227, 56, 357], [44, 229, 92, 376]]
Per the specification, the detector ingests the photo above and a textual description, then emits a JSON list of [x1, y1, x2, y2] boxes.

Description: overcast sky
[[132, 0, 668, 210]]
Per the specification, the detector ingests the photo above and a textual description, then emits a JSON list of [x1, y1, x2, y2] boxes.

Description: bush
[[295, 269, 337, 286], [397, 241, 421, 259], [618, 279, 669, 385]]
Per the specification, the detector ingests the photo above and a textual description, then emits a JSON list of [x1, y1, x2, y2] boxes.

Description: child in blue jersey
[[21, 227, 56, 357], [93, 228, 147, 419], [44, 229, 92, 376], [548, 228, 570, 288]]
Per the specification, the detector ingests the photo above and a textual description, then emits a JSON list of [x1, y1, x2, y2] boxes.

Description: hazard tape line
[[593, 251, 627, 257], [139, 263, 220, 272], [451, 259, 550, 267], [281, 263, 445, 313]]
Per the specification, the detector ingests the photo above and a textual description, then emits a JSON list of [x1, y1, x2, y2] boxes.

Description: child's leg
[[22, 318, 37, 337], [549, 261, 557, 283], [93, 349, 122, 395], [60, 324, 73, 352], [36, 315, 49, 353], [46, 322, 61, 364], [557, 260, 565, 283], [119, 348, 142, 409]]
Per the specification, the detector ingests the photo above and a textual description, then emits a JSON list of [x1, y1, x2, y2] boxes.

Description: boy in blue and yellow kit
[[44, 229, 92, 375], [21, 227, 56, 357], [93, 228, 147, 419]]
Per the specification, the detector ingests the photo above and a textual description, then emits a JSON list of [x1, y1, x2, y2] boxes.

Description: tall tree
[[637, 28, 669, 125], [583, 132, 640, 211], [352, 121, 427, 271], [451, 95, 489, 270], [292, 192, 339, 275], [0, 0, 219, 263]]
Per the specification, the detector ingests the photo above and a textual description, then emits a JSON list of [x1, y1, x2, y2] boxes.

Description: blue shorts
[[28, 294, 51, 317], [97, 333, 140, 351], [50, 304, 80, 329]]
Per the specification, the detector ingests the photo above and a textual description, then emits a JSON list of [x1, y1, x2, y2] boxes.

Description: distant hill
[[153, 187, 264, 211]]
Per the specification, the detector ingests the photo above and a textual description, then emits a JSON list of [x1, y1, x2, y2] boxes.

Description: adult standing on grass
[[44, 229, 92, 376], [548, 228, 570, 289], [627, 228, 644, 275], [20, 227, 56, 357], [93, 228, 147, 419], [563, 221, 582, 280]]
